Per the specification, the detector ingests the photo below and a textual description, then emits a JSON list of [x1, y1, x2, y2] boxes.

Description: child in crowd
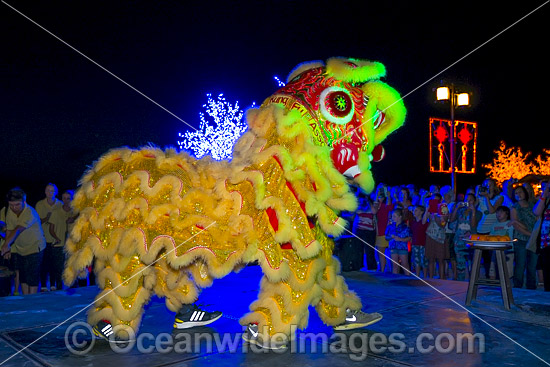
[[385, 208, 412, 275], [489, 206, 515, 280], [410, 205, 429, 277], [353, 193, 378, 270]]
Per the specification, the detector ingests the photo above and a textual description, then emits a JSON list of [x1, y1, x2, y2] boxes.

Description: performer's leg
[[240, 275, 316, 347], [314, 255, 363, 327], [153, 260, 222, 329], [240, 252, 324, 348], [89, 257, 156, 340]]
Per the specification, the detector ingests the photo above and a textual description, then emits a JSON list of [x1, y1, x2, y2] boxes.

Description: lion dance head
[[263, 57, 406, 193]]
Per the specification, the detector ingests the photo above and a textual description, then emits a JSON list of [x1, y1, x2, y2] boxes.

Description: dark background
[[2, 0, 548, 205]]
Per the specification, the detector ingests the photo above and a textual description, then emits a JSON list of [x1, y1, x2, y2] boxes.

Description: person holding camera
[[511, 185, 538, 289], [476, 179, 504, 278], [450, 193, 482, 281]]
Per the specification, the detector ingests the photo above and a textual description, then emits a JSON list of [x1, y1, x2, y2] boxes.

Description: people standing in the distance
[[409, 185, 422, 206], [422, 185, 440, 208], [1, 188, 46, 295], [397, 187, 413, 225], [511, 185, 538, 289], [385, 208, 412, 275], [374, 186, 394, 273], [48, 190, 78, 291], [533, 179, 550, 291], [450, 193, 481, 281], [425, 193, 450, 279], [35, 183, 62, 292], [410, 205, 430, 278], [441, 186, 458, 280], [352, 192, 378, 271], [476, 179, 504, 279]]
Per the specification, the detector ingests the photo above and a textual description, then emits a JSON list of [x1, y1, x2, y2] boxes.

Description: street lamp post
[[436, 84, 470, 194]]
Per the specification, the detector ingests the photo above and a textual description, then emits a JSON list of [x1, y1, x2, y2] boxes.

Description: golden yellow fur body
[[63, 57, 406, 340]]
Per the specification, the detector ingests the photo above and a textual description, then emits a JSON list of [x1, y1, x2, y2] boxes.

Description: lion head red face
[[263, 57, 406, 192]]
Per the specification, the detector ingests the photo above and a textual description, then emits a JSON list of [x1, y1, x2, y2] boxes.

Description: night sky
[[2, 0, 549, 204]]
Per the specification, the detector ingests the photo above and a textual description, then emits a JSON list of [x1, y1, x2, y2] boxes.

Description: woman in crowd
[[425, 194, 449, 279], [450, 193, 481, 281], [476, 179, 504, 278], [511, 185, 538, 289]]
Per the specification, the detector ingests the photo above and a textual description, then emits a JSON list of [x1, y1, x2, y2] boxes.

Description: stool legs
[[466, 249, 482, 306], [466, 247, 514, 310], [495, 250, 514, 310]]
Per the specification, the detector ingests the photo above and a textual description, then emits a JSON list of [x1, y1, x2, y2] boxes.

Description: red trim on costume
[[266, 207, 279, 231]]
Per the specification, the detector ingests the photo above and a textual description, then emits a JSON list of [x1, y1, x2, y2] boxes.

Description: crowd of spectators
[[343, 177, 550, 292], [0, 184, 92, 296], [3, 177, 549, 297]]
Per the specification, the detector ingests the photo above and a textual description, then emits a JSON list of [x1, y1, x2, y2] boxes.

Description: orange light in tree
[[482, 141, 535, 186], [533, 149, 550, 176]]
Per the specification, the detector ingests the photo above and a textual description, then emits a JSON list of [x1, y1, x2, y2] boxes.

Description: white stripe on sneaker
[[198, 311, 204, 321], [102, 325, 112, 333], [190, 311, 198, 321]]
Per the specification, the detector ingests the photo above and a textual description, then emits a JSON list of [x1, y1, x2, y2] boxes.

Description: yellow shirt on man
[[35, 198, 62, 244], [6, 205, 46, 256], [49, 206, 77, 247]]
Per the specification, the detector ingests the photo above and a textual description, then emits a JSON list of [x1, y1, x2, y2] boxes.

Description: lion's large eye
[[319, 86, 355, 125]]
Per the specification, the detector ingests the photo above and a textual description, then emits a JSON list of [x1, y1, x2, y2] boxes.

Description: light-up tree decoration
[[483, 141, 535, 185], [533, 149, 550, 176], [274, 76, 286, 87], [178, 94, 249, 160]]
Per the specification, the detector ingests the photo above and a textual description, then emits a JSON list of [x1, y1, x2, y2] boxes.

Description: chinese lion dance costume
[[63, 57, 406, 341]]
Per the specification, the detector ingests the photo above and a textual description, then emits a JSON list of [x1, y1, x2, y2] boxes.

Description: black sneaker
[[173, 304, 223, 329], [333, 309, 383, 331], [92, 320, 133, 344], [92, 320, 115, 341]]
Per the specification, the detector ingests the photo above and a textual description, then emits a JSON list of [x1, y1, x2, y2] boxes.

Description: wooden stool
[[465, 243, 514, 310]]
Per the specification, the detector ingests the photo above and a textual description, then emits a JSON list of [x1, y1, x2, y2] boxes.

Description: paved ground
[[0, 265, 549, 367]]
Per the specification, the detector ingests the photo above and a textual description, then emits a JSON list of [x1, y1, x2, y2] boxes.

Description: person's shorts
[[390, 248, 409, 255], [375, 236, 389, 248], [412, 245, 428, 268], [19, 251, 43, 287]]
